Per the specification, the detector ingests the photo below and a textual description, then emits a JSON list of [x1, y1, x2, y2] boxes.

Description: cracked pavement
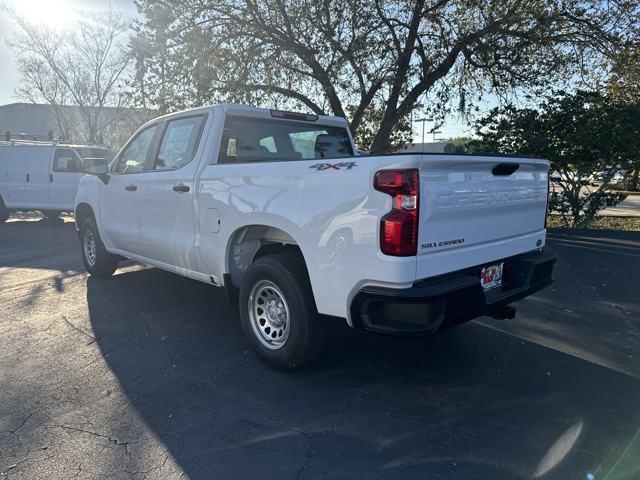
[[1, 216, 640, 479]]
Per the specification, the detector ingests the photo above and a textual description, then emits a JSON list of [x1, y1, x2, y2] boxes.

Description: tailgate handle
[[492, 163, 519, 176]]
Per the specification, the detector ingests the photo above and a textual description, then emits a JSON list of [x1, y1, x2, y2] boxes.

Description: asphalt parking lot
[[1, 216, 639, 480]]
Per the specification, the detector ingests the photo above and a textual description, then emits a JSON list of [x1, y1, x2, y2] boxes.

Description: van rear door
[[416, 155, 549, 280], [0, 147, 27, 208]]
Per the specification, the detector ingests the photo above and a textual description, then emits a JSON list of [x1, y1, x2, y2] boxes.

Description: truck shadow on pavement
[[85, 262, 640, 480]]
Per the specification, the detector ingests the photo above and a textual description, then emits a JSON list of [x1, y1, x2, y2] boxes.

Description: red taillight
[[374, 169, 419, 256]]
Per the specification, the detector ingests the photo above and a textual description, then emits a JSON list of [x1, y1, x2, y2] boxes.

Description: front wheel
[[239, 253, 324, 370], [80, 217, 119, 277]]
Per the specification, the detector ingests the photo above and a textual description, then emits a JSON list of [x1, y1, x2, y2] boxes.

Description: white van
[[0, 143, 114, 222]]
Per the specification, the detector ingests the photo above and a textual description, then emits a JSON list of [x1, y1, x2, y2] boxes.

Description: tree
[[3, 6, 133, 145], [608, 47, 640, 190], [14, 57, 73, 141], [448, 136, 478, 153], [609, 49, 640, 104], [472, 91, 639, 227], [347, 103, 412, 151], [131, 0, 638, 152]]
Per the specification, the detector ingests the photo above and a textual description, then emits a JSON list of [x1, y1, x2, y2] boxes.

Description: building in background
[[396, 141, 458, 154], [0, 103, 153, 149]]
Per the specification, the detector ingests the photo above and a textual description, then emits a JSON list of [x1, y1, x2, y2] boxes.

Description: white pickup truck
[[75, 104, 556, 369]]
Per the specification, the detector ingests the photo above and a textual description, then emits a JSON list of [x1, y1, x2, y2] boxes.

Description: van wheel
[[42, 210, 62, 219], [239, 253, 324, 370], [80, 217, 119, 277]]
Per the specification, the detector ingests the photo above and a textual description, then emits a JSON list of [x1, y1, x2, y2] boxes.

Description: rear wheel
[[80, 217, 119, 277], [239, 253, 324, 370]]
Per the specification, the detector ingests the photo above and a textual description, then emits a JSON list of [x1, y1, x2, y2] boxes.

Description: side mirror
[[82, 157, 110, 184]]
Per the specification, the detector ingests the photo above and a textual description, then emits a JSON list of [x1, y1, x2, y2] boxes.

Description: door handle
[[26, 173, 30, 183], [49, 173, 53, 183], [172, 184, 190, 193], [125, 184, 137, 191]]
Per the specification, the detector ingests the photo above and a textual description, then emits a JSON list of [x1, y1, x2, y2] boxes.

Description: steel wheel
[[248, 279, 290, 350], [83, 229, 97, 267]]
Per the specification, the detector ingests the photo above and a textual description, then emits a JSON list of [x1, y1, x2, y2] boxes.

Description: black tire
[[79, 217, 119, 277], [239, 253, 324, 370], [42, 210, 62, 219]]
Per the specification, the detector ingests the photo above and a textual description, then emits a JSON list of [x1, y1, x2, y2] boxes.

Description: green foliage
[[448, 136, 480, 153], [473, 91, 639, 227], [608, 47, 640, 191], [609, 48, 640, 104], [347, 104, 412, 152]]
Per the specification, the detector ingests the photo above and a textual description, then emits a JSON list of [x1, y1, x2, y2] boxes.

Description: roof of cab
[[146, 103, 348, 128], [0, 141, 111, 149]]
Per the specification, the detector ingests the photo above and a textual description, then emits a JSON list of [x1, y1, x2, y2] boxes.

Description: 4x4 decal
[[309, 162, 357, 171]]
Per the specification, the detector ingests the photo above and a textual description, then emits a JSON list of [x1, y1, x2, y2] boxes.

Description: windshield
[[218, 116, 354, 163]]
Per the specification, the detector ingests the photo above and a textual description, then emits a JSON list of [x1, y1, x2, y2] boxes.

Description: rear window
[[217, 116, 354, 164]]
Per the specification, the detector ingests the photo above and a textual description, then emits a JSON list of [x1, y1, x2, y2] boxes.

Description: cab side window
[[53, 149, 82, 172], [113, 125, 158, 174], [154, 116, 205, 171]]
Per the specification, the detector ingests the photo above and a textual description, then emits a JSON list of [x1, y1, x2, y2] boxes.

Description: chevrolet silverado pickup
[[75, 104, 556, 369]]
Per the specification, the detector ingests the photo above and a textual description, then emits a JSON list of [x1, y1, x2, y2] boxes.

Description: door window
[[154, 116, 205, 171], [53, 149, 83, 172], [113, 125, 158, 174]]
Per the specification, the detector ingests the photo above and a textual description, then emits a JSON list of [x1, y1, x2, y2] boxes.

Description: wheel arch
[[75, 202, 95, 229], [0, 193, 8, 222], [224, 224, 309, 290]]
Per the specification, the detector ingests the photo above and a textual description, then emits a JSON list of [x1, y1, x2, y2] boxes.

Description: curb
[[607, 191, 640, 196]]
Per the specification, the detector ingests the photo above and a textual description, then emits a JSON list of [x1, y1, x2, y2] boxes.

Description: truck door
[[100, 123, 160, 255], [49, 148, 84, 210], [136, 114, 207, 271]]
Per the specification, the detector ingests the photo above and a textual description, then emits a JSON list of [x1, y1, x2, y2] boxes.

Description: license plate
[[480, 263, 504, 291]]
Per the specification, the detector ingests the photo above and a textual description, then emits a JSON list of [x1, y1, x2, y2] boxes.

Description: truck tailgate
[[417, 155, 548, 279]]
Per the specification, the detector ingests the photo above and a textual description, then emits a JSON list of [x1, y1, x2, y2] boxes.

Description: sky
[[0, 0, 137, 103], [0, 0, 471, 139]]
